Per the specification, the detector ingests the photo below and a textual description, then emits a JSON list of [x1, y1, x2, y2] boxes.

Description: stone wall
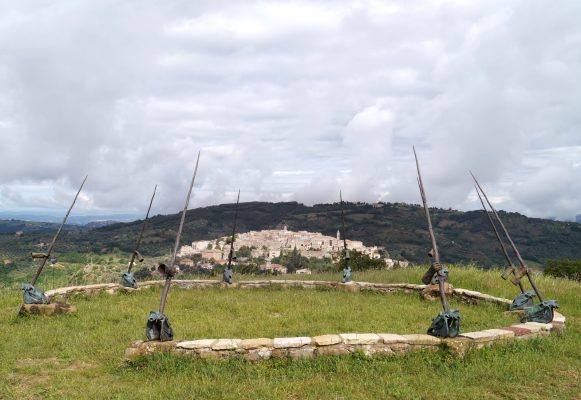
[[41, 279, 566, 360], [125, 314, 565, 360], [45, 279, 512, 305]]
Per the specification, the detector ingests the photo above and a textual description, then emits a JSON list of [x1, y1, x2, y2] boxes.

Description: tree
[[237, 245, 253, 258], [545, 259, 581, 281], [333, 249, 385, 271]]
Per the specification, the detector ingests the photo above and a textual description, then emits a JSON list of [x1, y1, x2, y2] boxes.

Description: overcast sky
[[0, 0, 580, 220]]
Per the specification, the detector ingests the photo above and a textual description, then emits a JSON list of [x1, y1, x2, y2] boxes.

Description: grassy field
[[0, 266, 579, 399]]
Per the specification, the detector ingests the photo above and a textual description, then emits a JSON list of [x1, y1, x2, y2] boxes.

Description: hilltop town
[[177, 226, 404, 272]]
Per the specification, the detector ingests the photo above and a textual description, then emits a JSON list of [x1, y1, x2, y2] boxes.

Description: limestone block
[[271, 348, 289, 358], [499, 326, 533, 337], [481, 329, 515, 339], [404, 284, 427, 290], [442, 337, 472, 356], [421, 283, 453, 301], [520, 322, 553, 332], [369, 344, 397, 355], [402, 334, 441, 346], [289, 346, 315, 359], [553, 312, 566, 324], [212, 339, 242, 350], [313, 334, 342, 346], [339, 333, 380, 345], [125, 347, 142, 359], [459, 331, 497, 342], [458, 289, 484, 298], [389, 343, 412, 355], [377, 334, 408, 344], [316, 344, 350, 356], [245, 347, 273, 361], [241, 338, 274, 349], [511, 323, 543, 333], [337, 282, 360, 293], [273, 337, 311, 348], [177, 339, 217, 350], [19, 302, 76, 316], [139, 340, 177, 355]]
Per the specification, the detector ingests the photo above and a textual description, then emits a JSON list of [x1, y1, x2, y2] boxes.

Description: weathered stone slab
[[481, 329, 515, 339], [177, 339, 217, 349], [244, 347, 272, 361], [389, 343, 412, 354], [316, 344, 350, 356], [378, 334, 409, 344], [402, 334, 441, 346], [511, 323, 547, 333], [212, 339, 242, 350], [553, 312, 566, 324], [19, 302, 77, 316], [519, 322, 553, 332], [336, 282, 360, 292], [313, 334, 342, 346], [498, 326, 532, 337], [273, 337, 312, 348], [289, 346, 315, 359], [459, 331, 497, 342], [339, 333, 380, 345], [443, 337, 472, 356], [241, 338, 273, 349], [421, 283, 453, 301]]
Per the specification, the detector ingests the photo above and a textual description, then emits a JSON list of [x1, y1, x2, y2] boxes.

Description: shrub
[[545, 259, 581, 281]]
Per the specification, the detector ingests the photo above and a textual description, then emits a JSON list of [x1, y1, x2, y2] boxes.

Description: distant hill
[[1, 201, 580, 267]]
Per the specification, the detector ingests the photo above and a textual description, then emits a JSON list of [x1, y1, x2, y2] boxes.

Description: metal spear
[[413, 147, 449, 312], [474, 184, 525, 293], [159, 151, 200, 314], [127, 185, 157, 275], [30, 175, 88, 286], [470, 172, 544, 302]]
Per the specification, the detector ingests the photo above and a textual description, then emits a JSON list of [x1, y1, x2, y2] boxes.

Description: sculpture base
[[337, 282, 360, 293], [421, 283, 453, 301], [19, 302, 77, 316]]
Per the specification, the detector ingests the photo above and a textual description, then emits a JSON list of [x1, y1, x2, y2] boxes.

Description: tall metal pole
[[127, 185, 157, 274], [30, 175, 88, 286], [413, 147, 449, 312], [470, 172, 544, 302], [226, 190, 241, 269], [339, 190, 349, 266], [474, 185, 525, 293], [159, 151, 200, 314]]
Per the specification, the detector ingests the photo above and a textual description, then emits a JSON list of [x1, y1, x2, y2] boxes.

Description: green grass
[[0, 266, 580, 399]]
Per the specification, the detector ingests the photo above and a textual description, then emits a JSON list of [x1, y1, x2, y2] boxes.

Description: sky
[[0, 0, 580, 220]]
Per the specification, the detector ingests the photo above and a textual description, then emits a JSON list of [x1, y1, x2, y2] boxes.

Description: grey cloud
[[0, 0, 579, 219]]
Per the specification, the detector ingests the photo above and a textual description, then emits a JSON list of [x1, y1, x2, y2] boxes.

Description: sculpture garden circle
[[41, 279, 566, 360]]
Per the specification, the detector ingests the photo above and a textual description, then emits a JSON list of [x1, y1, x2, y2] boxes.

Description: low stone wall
[[42, 280, 566, 360], [45, 279, 512, 306], [125, 312, 565, 360]]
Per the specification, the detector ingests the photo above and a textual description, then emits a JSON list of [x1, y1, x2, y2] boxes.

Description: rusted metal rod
[[413, 147, 449, 312], [226, 190, 241, 269], [474, 185, 525, 293], [470, 172, 544, 302], [31, 175, 88, 286], [127, 185, 157, 274], [159, 151, 200, 314]]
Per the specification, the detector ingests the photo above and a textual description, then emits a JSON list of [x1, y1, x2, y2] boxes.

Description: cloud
[[0, 0, 579, 219]]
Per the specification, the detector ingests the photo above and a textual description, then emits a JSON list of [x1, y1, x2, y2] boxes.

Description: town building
[[178, 225, 386, 263]]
